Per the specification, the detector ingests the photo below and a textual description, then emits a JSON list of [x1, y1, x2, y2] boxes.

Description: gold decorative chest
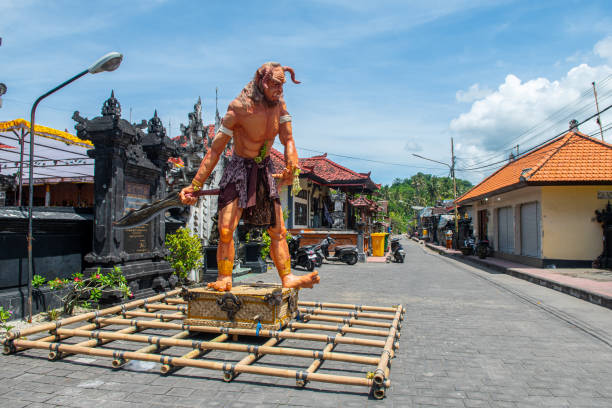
[[182, 283, 298, 330]]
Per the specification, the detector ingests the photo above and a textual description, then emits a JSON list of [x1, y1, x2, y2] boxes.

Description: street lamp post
[[412, 137, 459, 248], [26, 52, 123, 322]]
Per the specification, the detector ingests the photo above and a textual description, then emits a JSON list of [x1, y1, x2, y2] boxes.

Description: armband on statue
[[279, 115, 292, 124], [219, 125, 234, 137]]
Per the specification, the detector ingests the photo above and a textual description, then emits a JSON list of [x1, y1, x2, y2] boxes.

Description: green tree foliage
[[165, 227, 203, 282], [379, 173, 473, 232]]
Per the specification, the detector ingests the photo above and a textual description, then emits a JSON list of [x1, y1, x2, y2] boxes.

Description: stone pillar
[[73, 91, 174, 298], [355, 221, 366, 262], [330, 191, 346, 229]]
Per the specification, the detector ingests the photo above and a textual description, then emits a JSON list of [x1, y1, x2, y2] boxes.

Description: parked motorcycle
[[317, 236, 359, 265], [302, 242, 324, 267], [389, 237, 406, 263], [287, 234, 317, 271], [460, 236, 476, 256], [476, 239, 491, 259]]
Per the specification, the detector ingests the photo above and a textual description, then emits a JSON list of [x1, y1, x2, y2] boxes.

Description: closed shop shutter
[[497, 206, 514, 253], [521, 202, 540, 257]]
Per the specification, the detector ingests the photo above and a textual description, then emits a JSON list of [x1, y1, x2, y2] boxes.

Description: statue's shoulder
[[228, 98, 248, 116]]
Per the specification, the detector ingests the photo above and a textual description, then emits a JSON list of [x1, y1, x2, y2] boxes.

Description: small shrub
[[32, 274, 46, 288], [0, 306, 14, 336], [165, 227, 203, 282]]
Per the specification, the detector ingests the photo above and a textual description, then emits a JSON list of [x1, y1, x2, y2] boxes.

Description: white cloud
[[456, 83, 492, 103], [450, 37, 612, 178], [594, 36, 612, 63]]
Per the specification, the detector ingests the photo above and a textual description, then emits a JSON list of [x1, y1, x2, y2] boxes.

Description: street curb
[[424, 242, 612, 310]]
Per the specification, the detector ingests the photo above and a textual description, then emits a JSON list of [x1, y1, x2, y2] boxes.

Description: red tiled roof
[[457, 131, 612, 204], [269, 148, 379, 190]]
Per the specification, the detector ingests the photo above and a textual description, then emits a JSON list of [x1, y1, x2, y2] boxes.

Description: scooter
[[317, 236, 359, 265], [460, 236, 476, 256], [389, 237, 406, 263], [476, 238, 491, 259], [302, 242, 324, 267], [287, 234, 317, 271]]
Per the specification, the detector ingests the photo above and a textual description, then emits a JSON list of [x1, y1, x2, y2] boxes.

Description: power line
[[458, 102, 612, 172]]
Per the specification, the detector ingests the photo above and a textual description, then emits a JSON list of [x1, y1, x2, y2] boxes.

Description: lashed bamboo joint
[[1, 287, 402, 400]]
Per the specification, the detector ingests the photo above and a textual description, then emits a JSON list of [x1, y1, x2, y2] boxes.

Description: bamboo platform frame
[[2, 289, 404, 399]]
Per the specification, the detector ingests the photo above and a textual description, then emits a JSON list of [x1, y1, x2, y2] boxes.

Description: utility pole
[[451, 138, 458, 248], [592, 81, 604, 141], [412, 137, 460, 248]]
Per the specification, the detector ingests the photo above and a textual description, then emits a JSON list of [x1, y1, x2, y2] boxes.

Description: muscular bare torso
[[231, 100, 282, 159]]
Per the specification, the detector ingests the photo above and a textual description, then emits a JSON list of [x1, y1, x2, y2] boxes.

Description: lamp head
[[88, 52, 123, 74]]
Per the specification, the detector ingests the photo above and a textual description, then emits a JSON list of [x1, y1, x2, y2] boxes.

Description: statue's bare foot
[[281, 271, 320, 289], [207, 275, 232, 292]]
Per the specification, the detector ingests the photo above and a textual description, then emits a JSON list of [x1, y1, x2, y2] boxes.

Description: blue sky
[[2, 0, 612, 186]]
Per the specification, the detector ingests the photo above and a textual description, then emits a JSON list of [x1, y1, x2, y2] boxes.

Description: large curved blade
[[113, 189, 220, 229]]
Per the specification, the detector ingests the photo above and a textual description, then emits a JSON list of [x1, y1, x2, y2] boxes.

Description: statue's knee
[[267, 226, 286, 242], [219, 227, 233, 244]]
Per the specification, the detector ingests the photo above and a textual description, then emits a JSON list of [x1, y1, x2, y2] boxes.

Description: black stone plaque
[[124, 223, 151, 253], [124, 182, 152, 254]]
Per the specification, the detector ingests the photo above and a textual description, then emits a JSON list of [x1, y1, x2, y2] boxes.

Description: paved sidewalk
[[419, 238, 612, 309]]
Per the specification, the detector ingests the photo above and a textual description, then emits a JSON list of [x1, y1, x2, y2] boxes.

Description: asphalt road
[[2, 237, 612, 407]]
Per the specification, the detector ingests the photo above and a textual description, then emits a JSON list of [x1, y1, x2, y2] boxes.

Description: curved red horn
[[283, 66, 301, 84]]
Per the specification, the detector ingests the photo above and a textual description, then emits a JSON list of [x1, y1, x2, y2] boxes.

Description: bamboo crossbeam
[[224, 328, 290, 382], [165, 298, 187, 305], [92, 317, 386, 348], [50, 311, 185, 360], [373, 306, 403, 386], [160, 333, 228, 374], [299, 314, 392, 329], [298, 301, 400, 313], [143, 304, 186, 313], [287, 322, 390, 338], [299, 307, 396, 321], [112, 330, 191, 368], [5, 289, 181, 340], [52, 328, 380, 365], [297, 320, 351, 387], [51, 324, 140, 361], [3, 339, 390, 389], [122, 311, 185, 321]]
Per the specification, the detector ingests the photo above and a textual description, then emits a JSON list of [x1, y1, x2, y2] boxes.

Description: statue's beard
[[259, 84, 281, 107]]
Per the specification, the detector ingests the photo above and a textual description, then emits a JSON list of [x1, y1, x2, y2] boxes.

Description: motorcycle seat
[[333, 245, 356, 250]]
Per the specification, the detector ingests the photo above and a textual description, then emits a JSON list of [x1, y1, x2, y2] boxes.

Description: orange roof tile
[[457, 131, 612, 204]]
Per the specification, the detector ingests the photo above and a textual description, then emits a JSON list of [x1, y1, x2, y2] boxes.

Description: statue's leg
[[208, 198, 242, 292], [268, 200, 320, 289]]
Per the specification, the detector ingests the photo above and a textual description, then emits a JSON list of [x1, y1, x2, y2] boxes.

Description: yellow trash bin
[[371, 232, 387, 257]]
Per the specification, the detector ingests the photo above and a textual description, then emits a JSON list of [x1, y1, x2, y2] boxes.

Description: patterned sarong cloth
[[218, 154, 279, 227]]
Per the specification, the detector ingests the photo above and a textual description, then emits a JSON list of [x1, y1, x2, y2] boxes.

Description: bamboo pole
[[299, 307, 396, 321], [299, 314, 392, 329], [297, 320, 351, 387], [51, 324, 143, 361], [165, 298, 187, 305], [160, 333, 228, 374], [5, 289, 181, 340], [50, 311, 185, 360], [112, 330, 190, 368], [6, 307, 150, 354], [287, 322, 390, 338], [143, 304, 186, 313], [224, 328, 290, 382], [3, 339, 390, 389], [91, 317, 386, 348], [373, 305, 403, 386], [298, 301, 398, 313], [52, 328, 380, 365], [122, 311, 185, 321]]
